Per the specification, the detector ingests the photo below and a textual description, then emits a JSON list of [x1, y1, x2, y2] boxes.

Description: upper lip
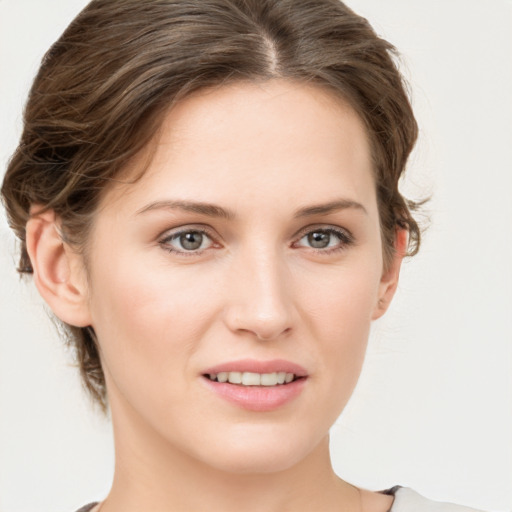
[[202, 359, 308, 377]]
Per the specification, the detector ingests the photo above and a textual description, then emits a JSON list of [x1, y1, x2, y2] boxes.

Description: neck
[[101, 404, 360, 512]]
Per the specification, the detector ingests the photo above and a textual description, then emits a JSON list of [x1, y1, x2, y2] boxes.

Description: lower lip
[[202, 377, 306, 412]]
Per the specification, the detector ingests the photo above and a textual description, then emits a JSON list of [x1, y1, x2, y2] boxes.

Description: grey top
[[389, 487, 483, 512], [75, 486, 485, 511]]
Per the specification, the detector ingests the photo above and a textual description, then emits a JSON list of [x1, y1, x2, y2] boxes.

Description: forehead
[[102, 80, 377, 216]]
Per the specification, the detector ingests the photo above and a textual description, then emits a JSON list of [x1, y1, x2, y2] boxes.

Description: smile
[[201, 360, 308, 412], [206, 371, 297, 386]]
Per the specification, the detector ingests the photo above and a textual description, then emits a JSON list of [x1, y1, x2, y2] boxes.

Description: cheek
[[297, 260, 381, 408], [299, 256, 381, 339], [87, 253, 220, 395]]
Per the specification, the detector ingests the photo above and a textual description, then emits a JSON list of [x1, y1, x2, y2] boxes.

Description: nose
[[223, 248, 294, 341]]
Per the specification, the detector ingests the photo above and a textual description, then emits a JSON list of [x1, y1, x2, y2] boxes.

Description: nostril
[[254, 326, 292, 341]]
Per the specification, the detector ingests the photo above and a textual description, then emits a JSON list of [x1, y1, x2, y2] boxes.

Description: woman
[[0, 1, 502, 511]]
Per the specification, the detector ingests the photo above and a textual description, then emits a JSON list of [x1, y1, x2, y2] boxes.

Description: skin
[[27, 80, 405, 512]]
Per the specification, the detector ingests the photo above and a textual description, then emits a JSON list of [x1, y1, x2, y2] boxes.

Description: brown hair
[[1, 0, 421, 410]]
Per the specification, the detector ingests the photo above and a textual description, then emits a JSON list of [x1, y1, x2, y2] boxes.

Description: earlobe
[[372, 229, 408, 320], [26, 208, 92, 327]]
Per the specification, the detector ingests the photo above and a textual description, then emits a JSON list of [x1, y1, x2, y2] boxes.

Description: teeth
[[260, 373, 277, 386], [228, 371, 242, 384], [207, 371, 298, 386], [242, 372, 261, 385]]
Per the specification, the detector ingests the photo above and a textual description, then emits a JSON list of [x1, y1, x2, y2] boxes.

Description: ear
[[372, 229, 408, 320], [25, 208, 92, 327]]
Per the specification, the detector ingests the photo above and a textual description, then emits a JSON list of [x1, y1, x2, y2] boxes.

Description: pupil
[[308, 231, 330, 248], [180, 232, 203, 250]]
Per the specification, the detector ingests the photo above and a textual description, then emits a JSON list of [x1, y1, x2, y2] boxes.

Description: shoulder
[[389, 487, 485, 512]]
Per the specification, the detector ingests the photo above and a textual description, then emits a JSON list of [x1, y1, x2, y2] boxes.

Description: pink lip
[[201, 359, 308, 412], [202, 359, 308, 377]]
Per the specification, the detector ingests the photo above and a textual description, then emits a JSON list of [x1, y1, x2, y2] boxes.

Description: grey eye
[[178, 231, 205, 250], [295, 228, 352, 252], [307, 231, 331, 248], [162, 230, 214, 253]]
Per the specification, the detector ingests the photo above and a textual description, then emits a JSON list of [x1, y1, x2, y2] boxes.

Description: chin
[[190, 424, 324, 475], [207, 448, 308, 475]]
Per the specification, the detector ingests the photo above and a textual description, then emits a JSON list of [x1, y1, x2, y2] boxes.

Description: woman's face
[[82, 80, 395, 473]]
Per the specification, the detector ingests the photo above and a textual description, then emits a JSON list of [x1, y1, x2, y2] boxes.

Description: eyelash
[[158, 225, 354, 256], [159, 225, 218, 257], [292, 226, 355, 254]]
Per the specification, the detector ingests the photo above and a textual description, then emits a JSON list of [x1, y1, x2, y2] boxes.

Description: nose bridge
[[225, 240, 293, 340]]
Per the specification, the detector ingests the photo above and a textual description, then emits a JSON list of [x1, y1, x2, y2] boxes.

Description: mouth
[[201, 360, 308, 412], [204, 371, 301, 386]]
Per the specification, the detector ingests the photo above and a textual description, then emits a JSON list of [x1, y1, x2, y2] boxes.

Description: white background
[[1, 1, 511, 511]]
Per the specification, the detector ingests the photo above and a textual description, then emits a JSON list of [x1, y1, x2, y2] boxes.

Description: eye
[[294, 227, 353, 252], [160, 228, 215, 254]]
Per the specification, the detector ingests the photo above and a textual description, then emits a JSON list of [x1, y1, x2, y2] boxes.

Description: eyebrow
[[136, 200, 235, 219], [294, 199, 367, 217], [136, 198, 367, 219]]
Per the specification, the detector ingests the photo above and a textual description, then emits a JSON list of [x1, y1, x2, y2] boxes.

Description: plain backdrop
[[1, 1, 511, 511]]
